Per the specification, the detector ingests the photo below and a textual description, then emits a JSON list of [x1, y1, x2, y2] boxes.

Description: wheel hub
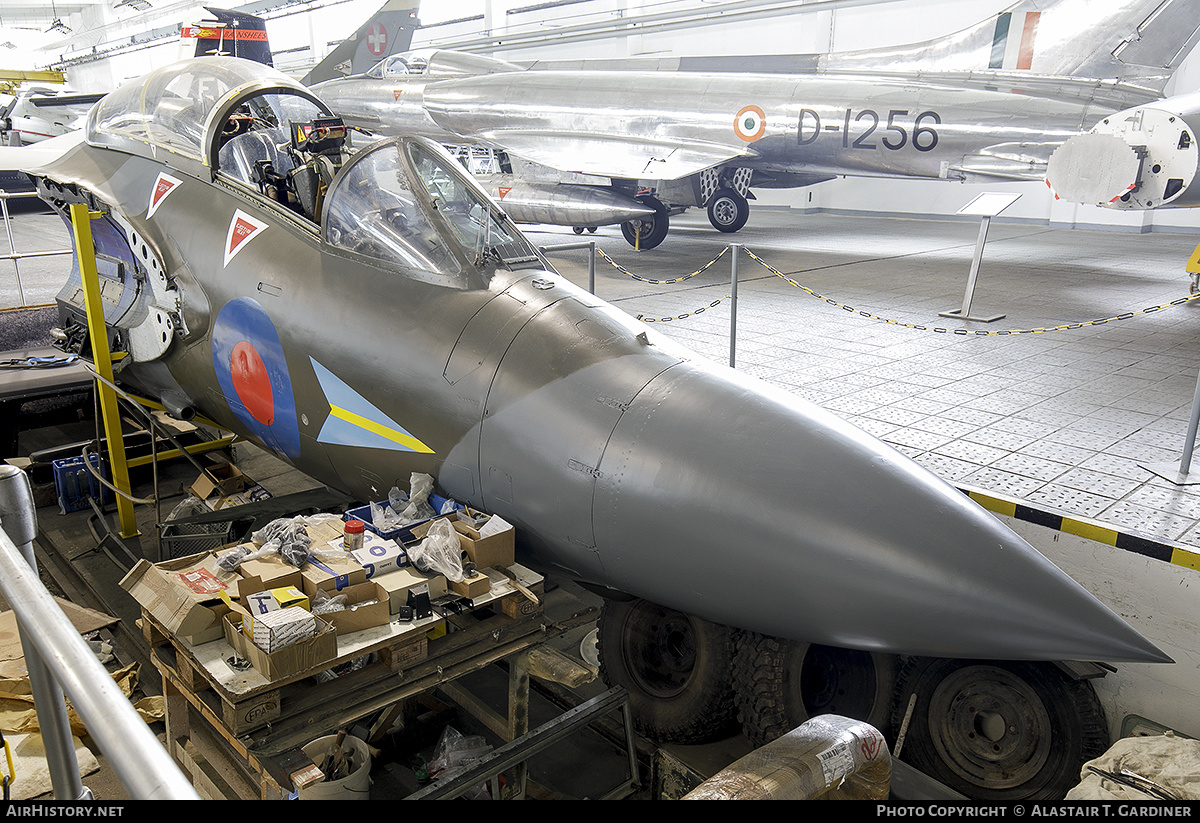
[[712, 198, 738, 226], [624, 609, 697, 699], [928, 666, 1052, 790]]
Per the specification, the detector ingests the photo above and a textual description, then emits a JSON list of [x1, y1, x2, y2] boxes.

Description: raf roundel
[[212, 297, 301, 459], [734, 105, 767, 142]]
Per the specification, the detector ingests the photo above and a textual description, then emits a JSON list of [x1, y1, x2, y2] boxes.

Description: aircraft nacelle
[[1046, 92, 1200, 209]]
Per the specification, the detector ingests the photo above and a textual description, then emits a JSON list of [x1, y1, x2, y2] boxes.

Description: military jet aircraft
[[0, 88, 104, 147], [313, 0, 1200, 248], [300, 0, 421, 85], [4, 56, 1172, 799]]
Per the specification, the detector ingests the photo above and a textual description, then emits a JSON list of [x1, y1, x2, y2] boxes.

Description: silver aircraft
[[2, 57, 1170, 800], [313, 0, 1200, 247]]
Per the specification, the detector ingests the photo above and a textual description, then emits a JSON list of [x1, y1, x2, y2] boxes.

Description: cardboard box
[[409, 514, 515, 570], [344, 532, 407, 578], [306, 518, 343, 545], [373, 567, 447, 614], [222, 608, 337, 681], [453, 514, 515, 568], [187, 463, 246, 502], [248, 606, 318, 653], [237, 553, 303, 590], [120, 552, 237, 645], [449, 572, 490, 598], [244, 586, 309, 615], [300, 554, 368, 598], [313, 581, 389, 635]]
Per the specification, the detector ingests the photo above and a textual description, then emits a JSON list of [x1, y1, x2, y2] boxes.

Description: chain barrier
[[582, 242, 1200, 333], [597, 245, 729, 284], [741, 247, 1200, 335], [636, 296, 731, 323]]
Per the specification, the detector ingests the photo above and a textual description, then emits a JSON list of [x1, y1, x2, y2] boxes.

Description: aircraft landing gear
[[621, 195, 670, 250], [707, 187, 750, 233], [572, 226, 599, 235]]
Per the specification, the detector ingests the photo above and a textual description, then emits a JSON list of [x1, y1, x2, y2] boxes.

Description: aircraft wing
[[0, 130, 84, 172], [462, 129, 753, 180]]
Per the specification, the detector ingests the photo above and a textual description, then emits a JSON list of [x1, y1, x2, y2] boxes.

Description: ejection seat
[[285, 116, 349, 224]]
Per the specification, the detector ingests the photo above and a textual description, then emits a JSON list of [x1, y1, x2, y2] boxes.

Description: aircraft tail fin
[[822, 0, 1200, 93], [301, 1, 421, 86], [182, 8, 273, 66]]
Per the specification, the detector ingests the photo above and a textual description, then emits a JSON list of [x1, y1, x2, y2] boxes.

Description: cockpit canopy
[[84, 56, 543, 289], [86, 57, 332, 176], [324, 137, 541, 287]]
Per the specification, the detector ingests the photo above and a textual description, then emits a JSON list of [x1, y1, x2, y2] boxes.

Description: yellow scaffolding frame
[[70, 204, 139, 538], [68, 204, 240, 540]]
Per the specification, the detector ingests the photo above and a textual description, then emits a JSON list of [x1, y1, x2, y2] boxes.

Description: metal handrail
[[0, 465, 198, 800], [1, 191, 73, 308]]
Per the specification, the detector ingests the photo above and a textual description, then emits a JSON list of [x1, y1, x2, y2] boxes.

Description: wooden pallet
[[145, 563, 559, 797]]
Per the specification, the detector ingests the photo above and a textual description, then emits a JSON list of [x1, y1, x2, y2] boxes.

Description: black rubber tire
[[572, 226, 585, 235], [597, 598, 739, 743], [891, 657, 1108, 802], [587, 226, 598, 233], [734, 633, 899, 748], [620, 196, 670, 250], [707, 187, 750, 233]]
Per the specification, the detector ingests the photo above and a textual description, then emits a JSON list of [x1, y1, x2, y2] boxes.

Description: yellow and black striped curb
[[743, 248, 1200, 335], [963, 488, 1200, 571]]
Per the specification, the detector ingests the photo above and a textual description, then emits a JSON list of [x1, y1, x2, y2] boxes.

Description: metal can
[[343, 518, 365, 551]]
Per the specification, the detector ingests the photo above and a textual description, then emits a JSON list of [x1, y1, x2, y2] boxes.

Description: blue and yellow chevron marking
[[311, 357, 434, 454]]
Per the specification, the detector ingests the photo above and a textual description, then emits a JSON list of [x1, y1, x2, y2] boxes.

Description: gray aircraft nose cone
[[594, 361, 1171, 664]]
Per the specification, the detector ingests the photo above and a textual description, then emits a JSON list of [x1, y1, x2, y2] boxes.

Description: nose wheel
[[621, 196, 670, 250]]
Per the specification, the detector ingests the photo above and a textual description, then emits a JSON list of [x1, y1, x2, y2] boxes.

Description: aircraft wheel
[[891, 658, 1108, 801], [587, 226, 598, 233], [598, 597, 739, 743], [621, 196, 670, 250], [572, 226, 585, 235], [734, 633, 898, 748], [707, 188, 750, 233]]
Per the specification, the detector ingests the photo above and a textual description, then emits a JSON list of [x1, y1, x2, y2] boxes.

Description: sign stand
[[939, 192, 1021, 323]]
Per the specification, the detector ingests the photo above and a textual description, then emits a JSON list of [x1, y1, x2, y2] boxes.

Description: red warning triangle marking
[[224, 209, 269, 268], [498, 186, 511, 199], [147, 172, 182, 218]]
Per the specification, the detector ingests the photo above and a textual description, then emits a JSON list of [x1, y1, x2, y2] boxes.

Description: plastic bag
[[251, 516, 312, 567], [408, 517, 464, 582], [428, 726, 492, 797], [372, 474, 438, 530], [164, 495, 208, 523], [311, 589, 348, 615], [215, 544, 254, 574]]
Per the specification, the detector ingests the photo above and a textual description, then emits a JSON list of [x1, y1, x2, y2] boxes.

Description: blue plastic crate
[[52, 454, 112, 515], [345, 493, 462, 543]]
